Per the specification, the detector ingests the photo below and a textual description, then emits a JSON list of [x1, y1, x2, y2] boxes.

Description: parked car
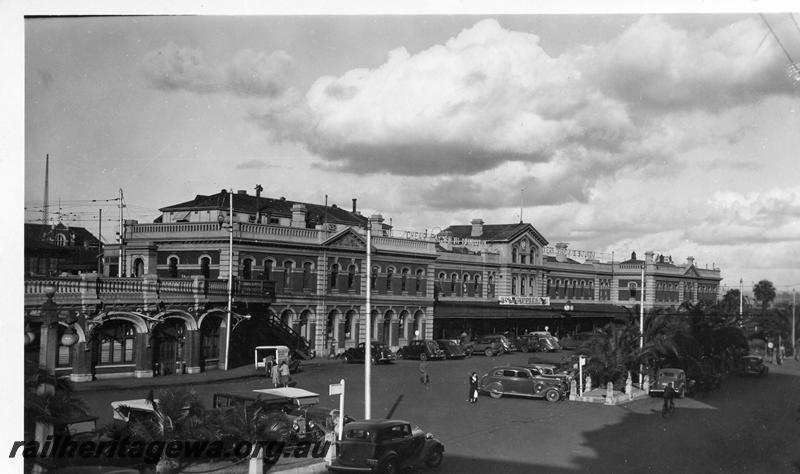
[[649, 368, 688, 398], [398, 340, 446, 360], [533, 334, 562, 352], [515, 334, 543, 353], [435, 339, 467, 359], [479, 365, 568, 402], [327, 419, 444, 473], [468, 334, 509, 357], [283, 404, 356, 443], [738, 355, 769, 377], [527, 362, 575, 385], [342, 341, 397, 364]]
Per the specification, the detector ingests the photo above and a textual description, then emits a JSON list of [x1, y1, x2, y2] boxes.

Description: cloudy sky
[[14, 4, 800, 294]]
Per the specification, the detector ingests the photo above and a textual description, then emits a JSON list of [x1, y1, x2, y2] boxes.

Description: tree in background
[[753, 280, 777, 315]]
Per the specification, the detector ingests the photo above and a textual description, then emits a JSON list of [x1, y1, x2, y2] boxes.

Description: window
[[201, 318, 220, 359], [629, 282, 638, 299], [263, 259, 273, 280], [55, 233, 67, 247], [415, 269, 423, 292], [201, 257, 210, 279], [303, 262, 313, 288], [530, 249, 535, 264], [521, 253, 527, 264], [386, 267, 394, 290], [330, 264, 339, 289], [474, 274, 480, 291], [462, 274, 469, 294], [512, 247, 518, 263], [242, 259, 252, 280], [450, 273, 457, 292], [168, 257, 178, 278], [347, 265, 356, 290], [371, 267, 379, 290], [529, 277, 535, 296], [520, 276, 525, 295], [512, 276, 517, 295], [344, 311, 354, 339], [401, 268, 409, 291], [283, 261, 293, 288], [98, 322, 135, 365]]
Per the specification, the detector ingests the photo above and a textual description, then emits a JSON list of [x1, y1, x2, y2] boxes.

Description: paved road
[[78, 353, 800, 473]]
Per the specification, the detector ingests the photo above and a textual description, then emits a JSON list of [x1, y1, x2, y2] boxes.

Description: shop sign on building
[[499, 296, 551, 306]]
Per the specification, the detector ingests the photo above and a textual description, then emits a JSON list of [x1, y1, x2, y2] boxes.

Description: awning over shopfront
[[434, 301, 626, 320], [434, 301, 562, 319]]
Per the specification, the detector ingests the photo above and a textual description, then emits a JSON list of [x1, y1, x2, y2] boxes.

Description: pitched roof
[[24, 223, 101, 247], [441, 222, 548, 245], [159, 190, 368, 227]]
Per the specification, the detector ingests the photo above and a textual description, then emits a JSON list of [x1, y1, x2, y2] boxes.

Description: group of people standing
[[264, 356, 291, 387]]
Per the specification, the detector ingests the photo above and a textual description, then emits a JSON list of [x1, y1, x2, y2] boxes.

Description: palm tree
[[24, 359, 89, 435], [753, 280, 777, 315]]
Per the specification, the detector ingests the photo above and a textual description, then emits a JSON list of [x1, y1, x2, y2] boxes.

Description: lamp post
[[217, 190, 234, 371], [364, 224, 372, 420], [639, 264, 645, 387]]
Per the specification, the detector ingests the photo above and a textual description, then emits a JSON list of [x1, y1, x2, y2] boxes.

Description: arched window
[[415, 269, 424, 291], [401, 268, 409, 291], [629, 282, 638, 299], [512, 247, 518, 263], [303, 262, 313, 288], [529, 276, 535, 296], [283, 261, 293, 288], [347, 265, 356, 290], [344, 311, 354, 339], [262, 259, 273, 280], [330, 264, 339, 289], [200, 257, 210, 279], [555, 279, 560, 298], [520, 276, 525, 295], [242, 259, 252, 280], [55, 233, 67, 247], [530, 249, 535, 264], [386, 267, 394, 290], [168, 257, 178, 278], [98, 321, 135, 364], [133, 258, 144, 277], [546, 278, 552, 295], [474, 274, 481, 291], [371, 266, 379, 290], [512, 276, 517, 295], [462, 274, 470, 294], [450, 273, 458, 292]]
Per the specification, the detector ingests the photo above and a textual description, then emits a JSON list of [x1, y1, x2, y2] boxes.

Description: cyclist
[[662, 381, 676, 415]]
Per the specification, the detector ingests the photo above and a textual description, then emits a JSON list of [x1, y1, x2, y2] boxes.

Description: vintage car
[[283, 405, 356, 442], [342, 341, 397, 364], [739, 355, 769, 377], [479, 365, 568, 402], [527, 362, 575, 384], [468, 334, 510, 357], [649, 368, 688, 398], [435, 339, 467, 359], [327, 419, 444, 473], [514, 334, 543, 353], [398, 340, 446, 360]]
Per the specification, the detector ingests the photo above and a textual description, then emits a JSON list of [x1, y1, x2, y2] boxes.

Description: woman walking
[[279, 360, 291, 387], [468, 372, 479, 403], [271, 360, 281, 388]]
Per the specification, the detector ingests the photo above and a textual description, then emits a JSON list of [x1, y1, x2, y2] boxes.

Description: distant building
[[25, 223, 102, 276]]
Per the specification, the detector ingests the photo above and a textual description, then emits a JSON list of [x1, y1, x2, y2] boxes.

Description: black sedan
[[435, 339, 467, 359], [342, 342, 397, 364], [327, 419, 444, 473]]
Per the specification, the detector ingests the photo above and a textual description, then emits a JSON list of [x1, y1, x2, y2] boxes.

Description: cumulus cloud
[[575, 16, 794, 110], [141, 43, 293, 97], [255, 19, 642, 177]]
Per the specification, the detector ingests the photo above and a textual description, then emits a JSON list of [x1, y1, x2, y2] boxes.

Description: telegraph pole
[[117, 188, 125, 277]]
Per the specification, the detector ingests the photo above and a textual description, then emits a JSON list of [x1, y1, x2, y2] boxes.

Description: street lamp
[[217, 190, 234, 371]]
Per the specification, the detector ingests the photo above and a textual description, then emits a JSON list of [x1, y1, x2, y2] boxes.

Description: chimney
[[352, 198, 357, 214], [686, 256, 695, 267], [555, 242, 568, 263], [369, 214, 384, 234], [291, 203, 307, 228], [470, 218, 484, 237], [645, 251, 654, 264]]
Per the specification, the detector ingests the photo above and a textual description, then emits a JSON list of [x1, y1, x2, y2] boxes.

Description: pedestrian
[[264, 355, 274, 380], [279, 360, 291, 387], [419, 360, 429, 386], [271, 360, 281, 388], [468, 372, 479, 403]]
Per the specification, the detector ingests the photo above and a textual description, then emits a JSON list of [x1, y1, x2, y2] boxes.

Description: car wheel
[[426, 446, 444, 467], [484, 348, 493, 357], [420, 353, 428, 361], [544, 388, 560, 403], [488, 382, 503, 399], [371, 356, 378, 365], [379, 457, 399, 474], [343, 354, 351, 363], [521, 345, 529, 353]]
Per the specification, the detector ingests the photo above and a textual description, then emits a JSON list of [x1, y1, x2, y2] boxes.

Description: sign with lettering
[[543, 246, 596, 261], [498, 296, 551, 306]]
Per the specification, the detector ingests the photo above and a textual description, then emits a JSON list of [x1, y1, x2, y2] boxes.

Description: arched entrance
[[281, 309, 293, 327], [90, 319, 137, 379], [151, 318, 187, 375], [382, 310, 394, 344], [398, 310, 411, 344], [413, 310, 425, 339], [132, 258, 145, 277], [299, 309, 314, 342]]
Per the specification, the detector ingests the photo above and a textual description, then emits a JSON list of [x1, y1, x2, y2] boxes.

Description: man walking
[[419, 360, 430, 387]]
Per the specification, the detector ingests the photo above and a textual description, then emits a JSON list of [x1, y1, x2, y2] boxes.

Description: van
[[255, 345, 301, 373]]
